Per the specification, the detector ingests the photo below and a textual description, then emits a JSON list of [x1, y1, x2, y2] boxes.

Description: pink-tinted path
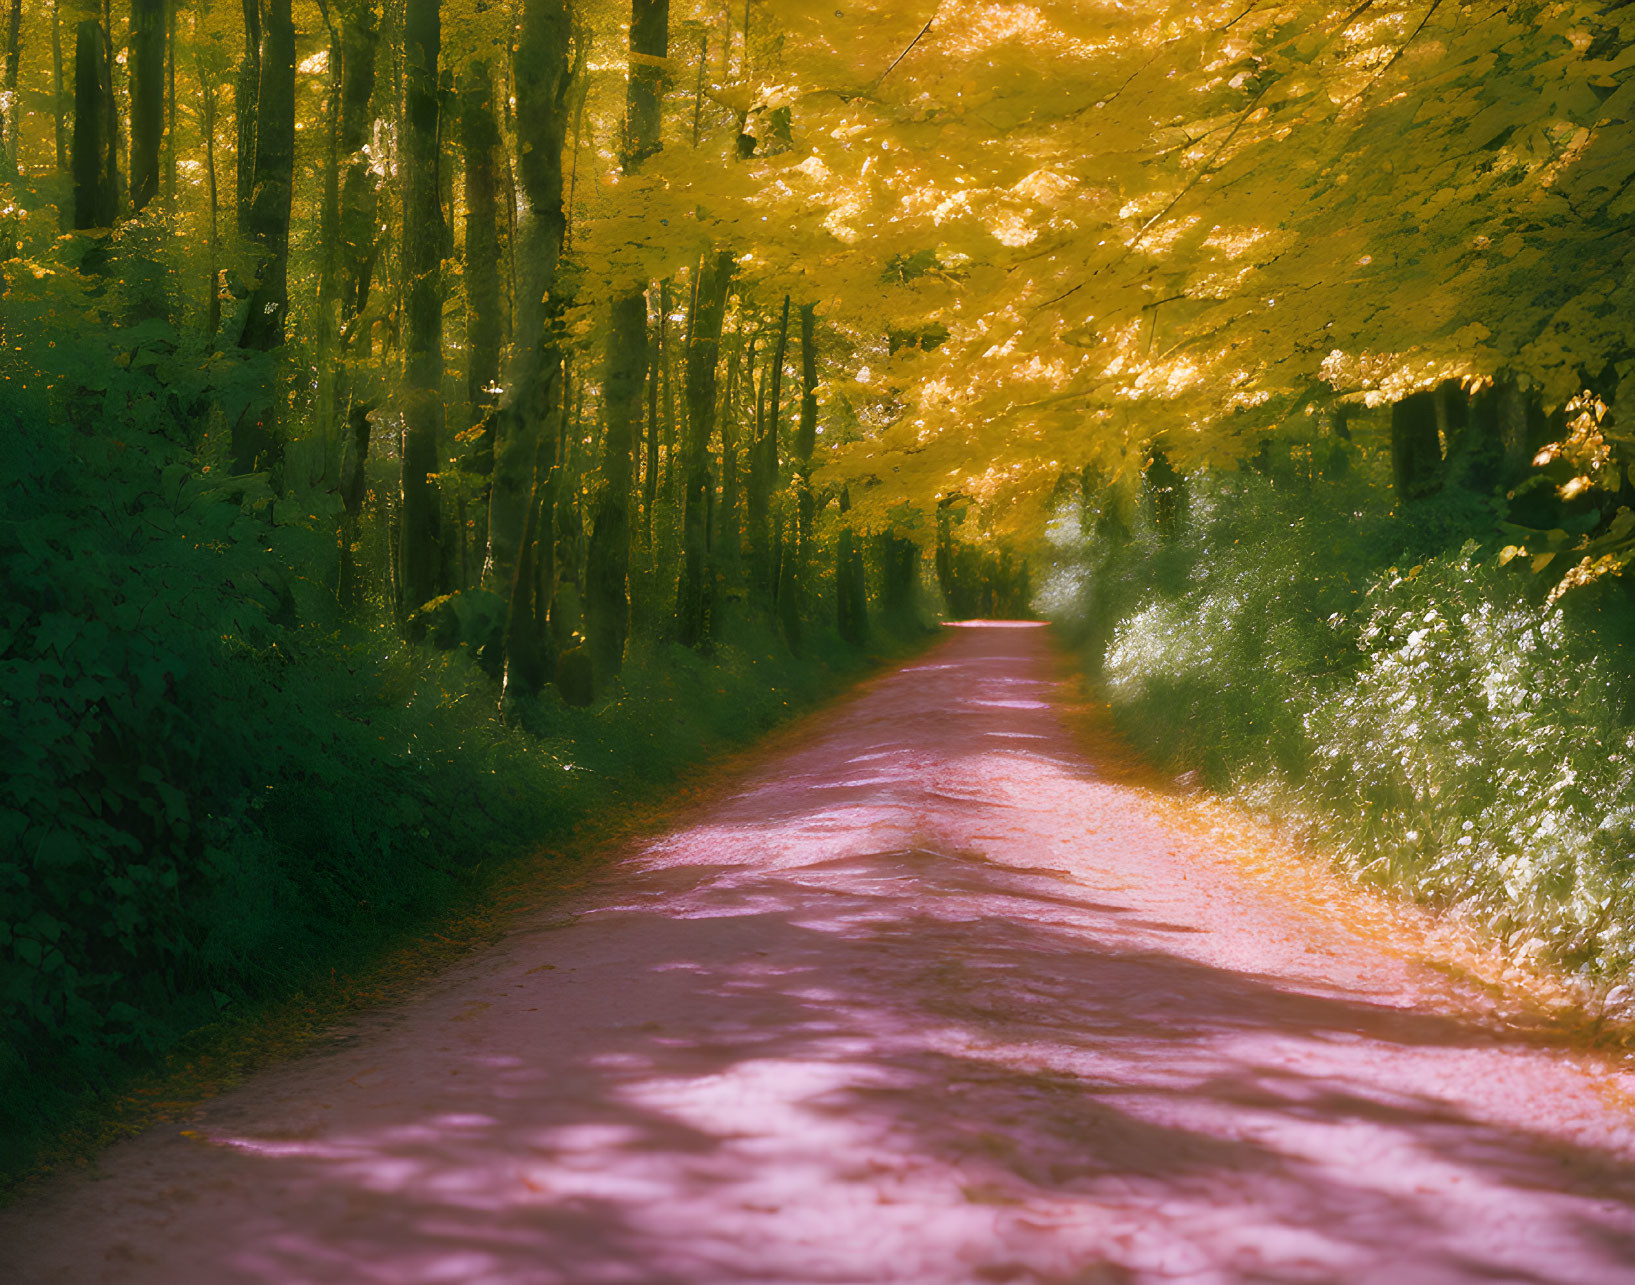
[[8, 624, 1635, 1284]]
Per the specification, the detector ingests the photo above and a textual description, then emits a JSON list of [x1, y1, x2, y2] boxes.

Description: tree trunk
[[674, 249, 734, 648], [129, 0, 168, 211], [234, 0, 260, 236], [584, 288, 647, 679], [1145, 446, 1183, 539], [3, 0, 21, 176], [660, 280, 678, 503], [778, 299, 817, 648], [584, 0, 667, 680], [643, 287, 659, 545], [337, 385, 379, 608], [239, 0, 294, 351], [200, 56, 220, 335], [460, 59, 503, 436], [338, 0, 379, 323], [836, 486, 868, 645], [717, 332, 743, 579], [314, 2, 343, 478], [72, 20, 114, 228], [99, 3, 119, 213], [746, 293, 788, 599], [795, 301, 818, 547], [164, 0, 176, 205], [490, 0, 572, 700], [623, 0, 666, 168], [1390, 389, 1443, 501], [877, 531, 918, 626], [399, 0, 444, 619], [51, 0, 66, 170]]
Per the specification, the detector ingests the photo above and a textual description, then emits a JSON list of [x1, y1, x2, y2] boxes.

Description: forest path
[[7, 623, 1635, 1284]]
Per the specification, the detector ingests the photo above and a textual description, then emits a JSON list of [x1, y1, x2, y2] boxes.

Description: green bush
[[0, 274, 899, 1185], [1043, 453, 1635, 983]]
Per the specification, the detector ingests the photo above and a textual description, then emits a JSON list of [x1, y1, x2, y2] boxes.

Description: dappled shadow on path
[[8, 624, 1635, 1284]]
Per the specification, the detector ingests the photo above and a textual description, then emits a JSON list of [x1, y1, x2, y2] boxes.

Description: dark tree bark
[[746, 293, 788, 598], [164, 0, 176, 204], [234, 0, 260, 236], [1145, 446, 1183, 539], [239, 0, 294, 351], [643, 288, 659, 545], [128, 0, 165, 209], [836, 487, 868, 645], [660, 280, 678, 502], [198, 50, 220, 335], [717, 331, 743, 575], [876, 531, 919, 627], [489, 0, 573, 700], [3, 0, 21, 175], [1391, 389, 1443, 501], [583, 288, 647, 678], [338, 0, 379, 323], [398, 0, 445, 618], [460, 59, 503, 432], [313, 0, 343, 472], [777, 299, 818, 649], [623, 0, 666, 168], [72, 19, 114, 228], [51, 0, 66, 171], [337, 384, 379, 608], [795, 301, 818, 548], [674, 249, 734, 648], [585, 0, 667, 680]]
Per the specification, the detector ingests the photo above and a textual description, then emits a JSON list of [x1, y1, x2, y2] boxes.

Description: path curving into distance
[[7, 623, 1635, 1284]]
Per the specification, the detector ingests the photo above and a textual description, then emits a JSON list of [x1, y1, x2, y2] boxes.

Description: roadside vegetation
[[1042, 418, 1635, 1000]]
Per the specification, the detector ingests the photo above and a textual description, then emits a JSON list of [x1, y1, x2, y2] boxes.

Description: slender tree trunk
[[314, 0, 343, 479], [164, 0, 176, 205], [795, 301, 818, 548], [623, 0, 665, 168], [660, 280, 678, 503], [336, 0, 379, 323], [438, 67, 455, 261], [460, 59, 502, 437], [232, 0, 294, 474], [778, 298, 817, 649], [3, 0, 21, 176], [72, 19, 113, 228], [201, 60, 220, 336], [129, 0, 166, 210], [490, 0, 572, 700], [234, 0, 260, 235], [643, 287, 659, 546], [836, 485, 868, 644], [674, 249, 734, 647], [338, 388, 378, 608], [747, 292, 787, 599], [239, 0, 293, 350], [399, 0, 444, 619], [51, 0, 66, 170], [584, 288, 647, 678], [1390, 389, 1443, 502], [584, 0, 667, 680], [717, 331, 742, 573], [877, 531, 918, 626]]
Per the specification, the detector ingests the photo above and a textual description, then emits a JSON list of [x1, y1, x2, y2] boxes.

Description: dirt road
[[7, 623, 1635, 1283]]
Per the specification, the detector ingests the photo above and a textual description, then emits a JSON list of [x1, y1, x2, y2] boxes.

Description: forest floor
[[6, 623, 1635, 1283]]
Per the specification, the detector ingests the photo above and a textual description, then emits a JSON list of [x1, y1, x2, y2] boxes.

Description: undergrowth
[[1042, 445, 1635, 995], [0, 283, 917, 1187]]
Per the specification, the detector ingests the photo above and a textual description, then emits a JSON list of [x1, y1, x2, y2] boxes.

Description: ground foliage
[[1043, 437, 1635, 993], [0, 264, 919, 1187]]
